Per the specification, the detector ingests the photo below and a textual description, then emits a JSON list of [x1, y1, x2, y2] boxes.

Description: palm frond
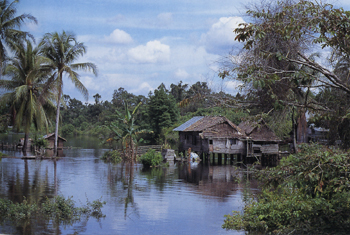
[[71, 62, 98, 76]]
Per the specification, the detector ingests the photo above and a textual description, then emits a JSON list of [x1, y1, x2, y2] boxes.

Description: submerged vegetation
[[140, 149, 163, 167], [100, 150, 122, 163], [0, 195, 105, 227], [223, 144, 350, 234]]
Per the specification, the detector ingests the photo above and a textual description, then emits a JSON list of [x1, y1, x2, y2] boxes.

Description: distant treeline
[[57, 81, 247, 146]]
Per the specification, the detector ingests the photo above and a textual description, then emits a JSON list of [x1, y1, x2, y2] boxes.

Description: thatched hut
[[43, 133, 67, 149]]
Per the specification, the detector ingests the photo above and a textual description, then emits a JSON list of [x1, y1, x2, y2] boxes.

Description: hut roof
[[43, 133, 67, 142], [238, 120, 281, 142], [173, 116, 245, 138], [173, 116, 205, 131]]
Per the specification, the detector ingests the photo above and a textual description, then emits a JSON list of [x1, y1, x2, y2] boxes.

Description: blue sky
[[17, 0, 350, 103]]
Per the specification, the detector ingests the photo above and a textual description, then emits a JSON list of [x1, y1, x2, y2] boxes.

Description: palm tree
[[0, 40, 56, 151], [39, 31, 98, 155], [0, 0, 37, 73]]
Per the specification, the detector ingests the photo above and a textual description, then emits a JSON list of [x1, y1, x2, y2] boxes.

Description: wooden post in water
[[218, 153, 222, 165], [230, 154, 234, 165]]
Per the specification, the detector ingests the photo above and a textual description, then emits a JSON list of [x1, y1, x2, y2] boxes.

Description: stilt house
[[173, 116, 247, 155], [43, 133, 67, 149], [238, 120, 281, 157]]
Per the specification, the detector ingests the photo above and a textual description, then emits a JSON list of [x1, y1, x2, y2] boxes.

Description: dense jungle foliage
[[223, 144, 350, 234], [0, 81, 249, 148], [221, 0, 350, 233]]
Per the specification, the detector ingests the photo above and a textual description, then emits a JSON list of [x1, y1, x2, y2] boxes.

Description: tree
[[0, 0, 37, 73], [106, 102, 148, 162], [220, 0, 350, 147], [0, 40, 55, 151], [93, 93, 101, 105], [39, 31, 98, 155], [232, 0, 350, 98], [178, 81, 213, 114], [148, 84, 179, 142], [170, 81, 188, 103]]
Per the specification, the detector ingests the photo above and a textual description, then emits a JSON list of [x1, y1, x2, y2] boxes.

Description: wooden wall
[[179, 131, 246, 155], [46, 137, 65, 149], [211, 139, 246, 154]]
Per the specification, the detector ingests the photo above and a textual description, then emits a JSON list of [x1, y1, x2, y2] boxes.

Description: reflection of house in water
[[44, 149, 65, 158], [177, 162, 260, 199], [173, 116, 281, 166]]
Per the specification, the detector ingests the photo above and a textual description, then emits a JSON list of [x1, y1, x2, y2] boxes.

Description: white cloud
[[201, 16, 245, 54], [130, 82, 154, 94], [127, 40, 170, 64], [225, 80, 242, 90], [104, 29, 133, 44], [25, 22, 39, 32], [174, 69, 190, 79]]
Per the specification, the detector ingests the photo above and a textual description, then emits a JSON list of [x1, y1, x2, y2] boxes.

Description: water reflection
[[0, 146, 252, 234], [177, 162, 252, 200], [1, 159, 56, 203]]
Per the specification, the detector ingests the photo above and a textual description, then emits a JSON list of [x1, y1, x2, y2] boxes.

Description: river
[[0, 134, 258, 235]]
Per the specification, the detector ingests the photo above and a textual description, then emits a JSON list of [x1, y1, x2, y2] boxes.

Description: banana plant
[[106, 102, 151, 162]]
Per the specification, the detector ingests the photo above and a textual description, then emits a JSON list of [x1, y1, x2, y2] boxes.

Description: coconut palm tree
[[39, 31, 98, 155], [0, 40, 56, 151], [0, 0, 37, 73]]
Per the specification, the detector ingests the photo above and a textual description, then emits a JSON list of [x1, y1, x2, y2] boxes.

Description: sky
[[17, 0, 350, 103]]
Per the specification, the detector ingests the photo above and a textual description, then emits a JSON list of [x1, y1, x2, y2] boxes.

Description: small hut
[[173, 116, 247, 156], [43, 133, 67, 149], [238, 120, 281, 157]]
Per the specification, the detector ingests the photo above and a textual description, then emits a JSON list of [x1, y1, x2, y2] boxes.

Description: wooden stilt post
[[218, 153, 222, 165]]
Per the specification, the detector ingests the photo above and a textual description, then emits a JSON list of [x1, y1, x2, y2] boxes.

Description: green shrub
[[140, 149, 163, 167], [223, 144, 350, 234], [0, 195, 105, 226], [32, 136, 48, 149], [61, 123, 75, 136], [100, 150, 122, 163], [80, 122, 90, 131]]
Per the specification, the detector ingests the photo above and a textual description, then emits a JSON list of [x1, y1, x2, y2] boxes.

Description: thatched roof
[[238, 120, 281, 142], [43, 133, 67, 142], [173, 116, 245, 139]]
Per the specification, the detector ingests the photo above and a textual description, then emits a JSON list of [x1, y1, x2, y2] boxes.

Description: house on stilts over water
[[238, 119, 282, 166], [173, 116, 282, 166]]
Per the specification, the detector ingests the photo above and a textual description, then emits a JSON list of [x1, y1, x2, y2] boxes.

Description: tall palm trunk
[[23, 131, 29, 155], [54, 79, 62, 156], [23, 118, 29, 155]]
